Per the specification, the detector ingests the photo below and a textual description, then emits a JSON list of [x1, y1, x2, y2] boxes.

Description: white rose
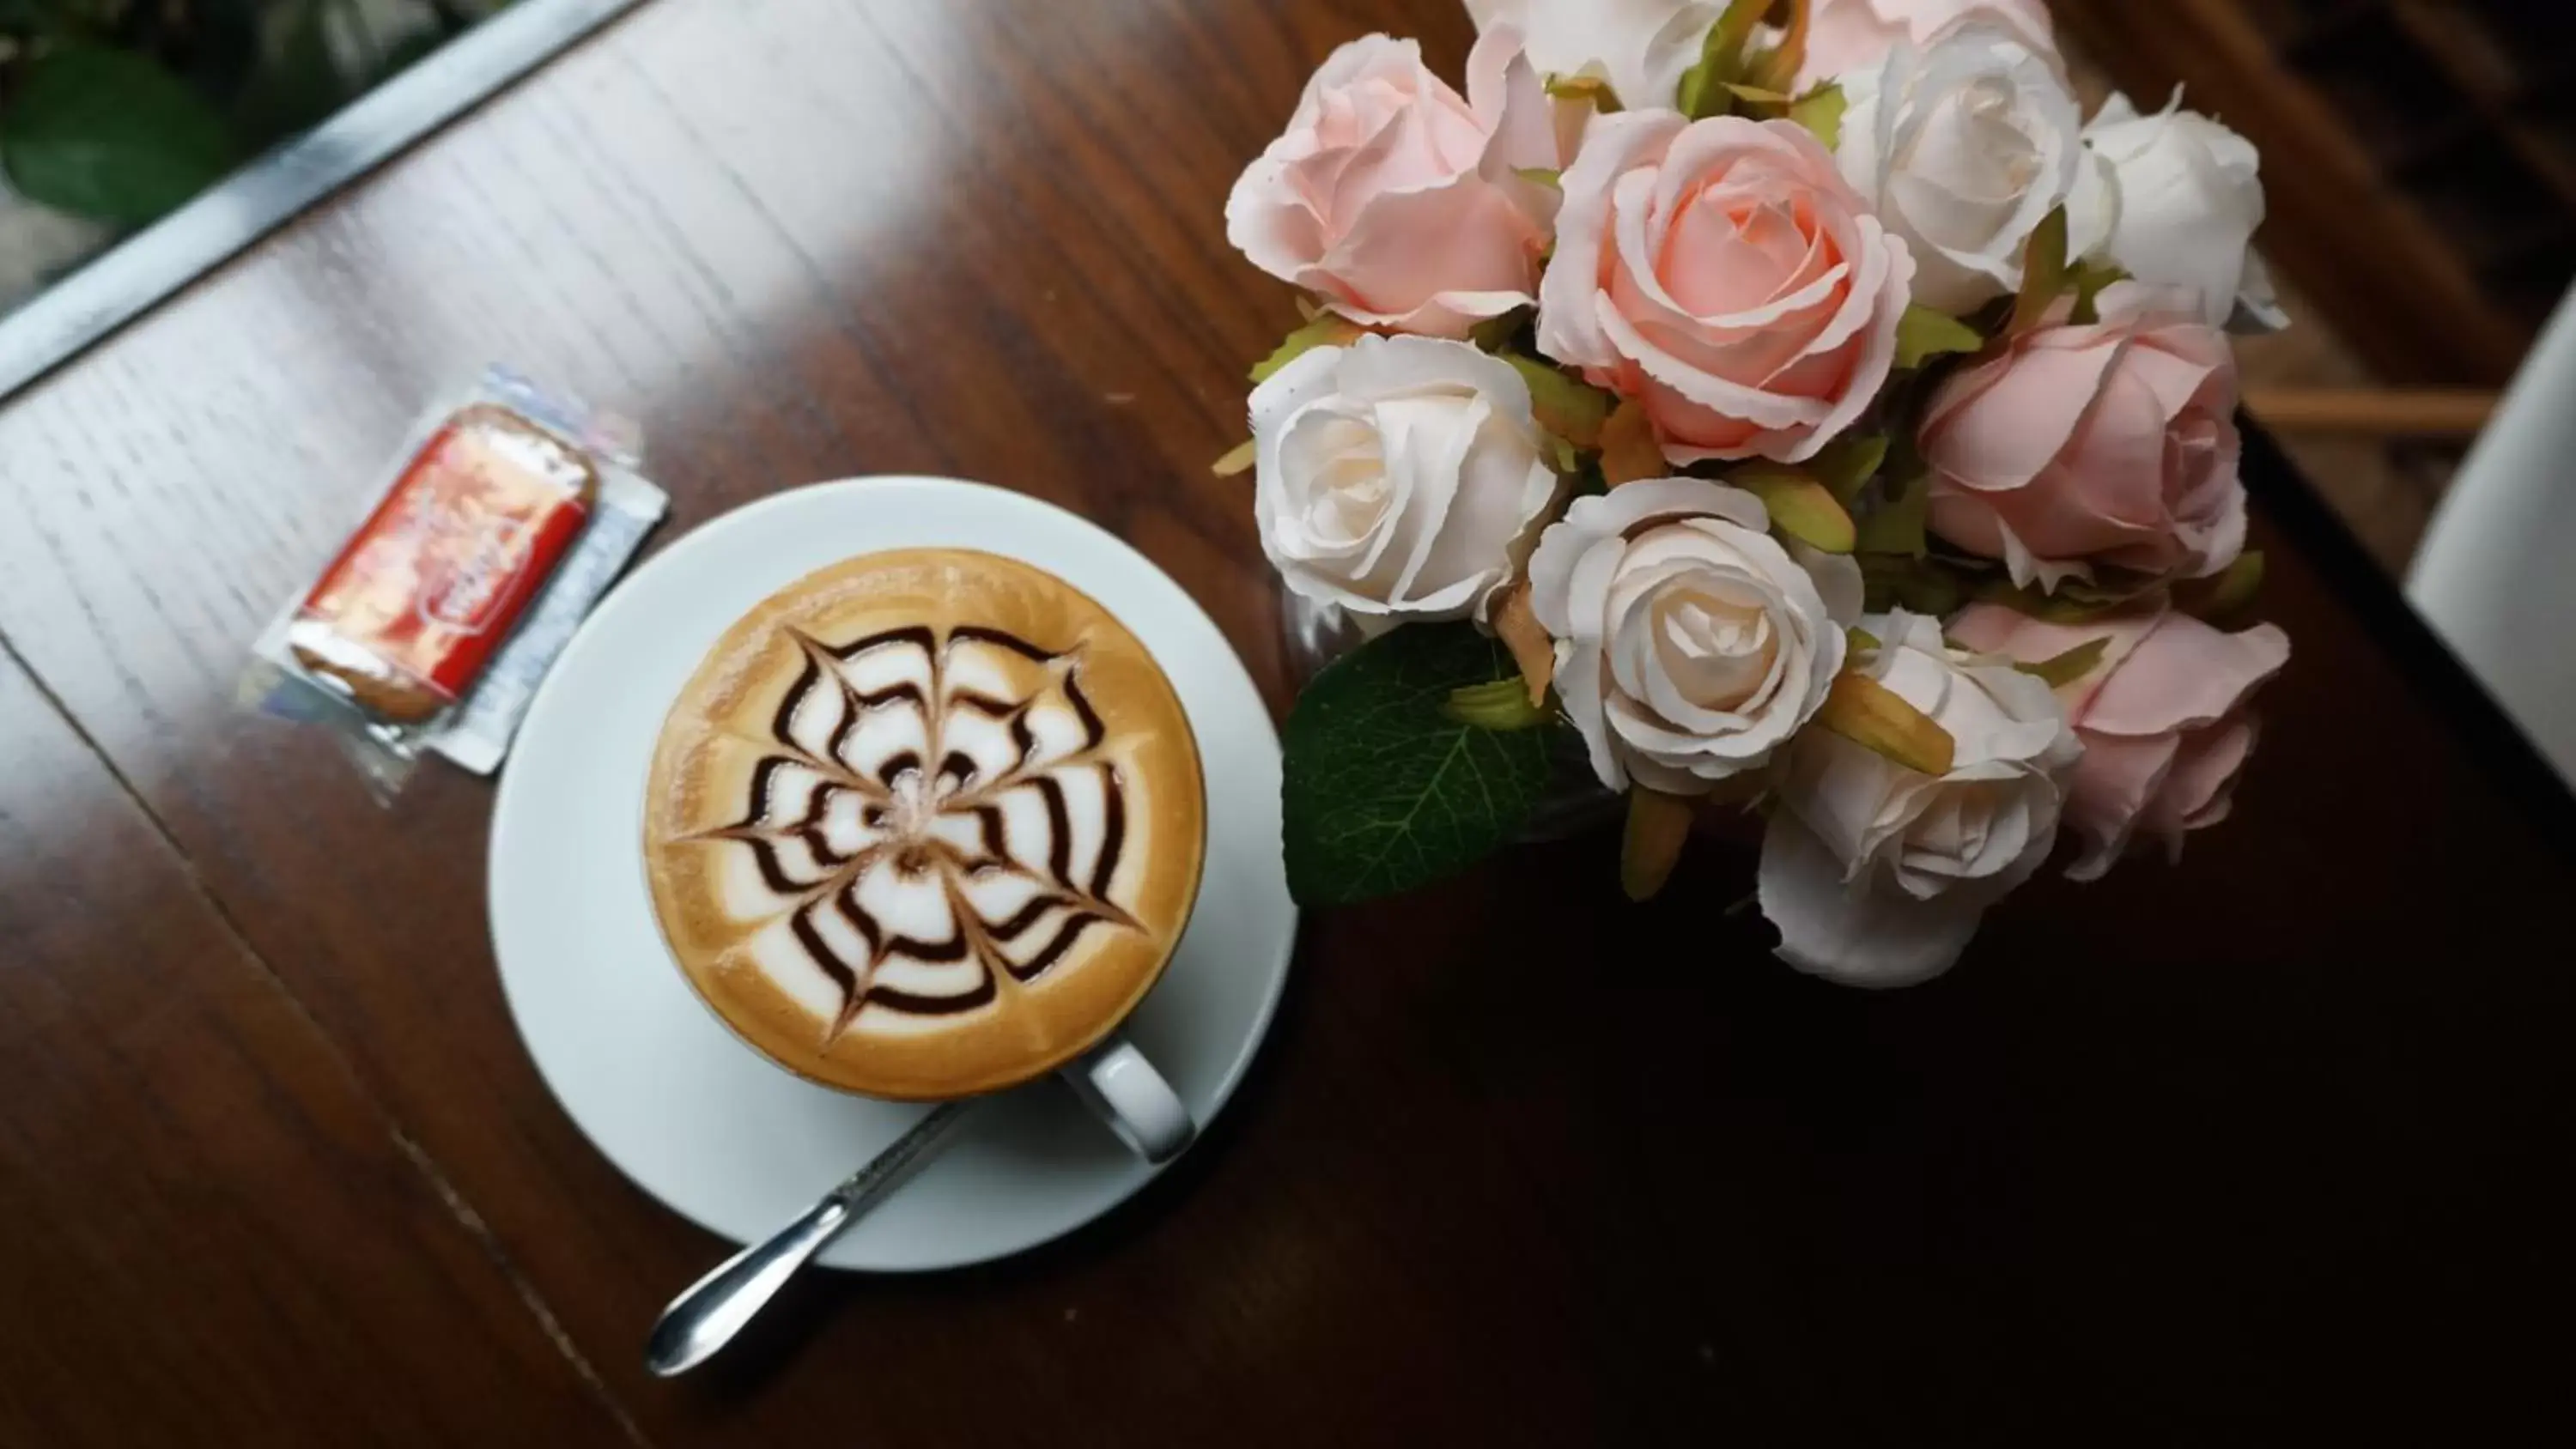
[[1526, 477, 1862, 796], [1838, 21, 2112, 315], [1463, 0, 1718, 113], [2083, 91, 2284, 331], [1798, 0, 2059, 89], [1251, 334, 1562, 627], [1757, 610, 2081, 986]]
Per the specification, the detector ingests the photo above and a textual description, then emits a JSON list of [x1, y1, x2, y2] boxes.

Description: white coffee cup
[[1062, 1034, 1194, 1162]]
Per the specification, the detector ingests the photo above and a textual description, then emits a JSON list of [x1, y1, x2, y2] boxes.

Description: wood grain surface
[[0, 654, 630, 1446], [0, 0, 2570, 1442]]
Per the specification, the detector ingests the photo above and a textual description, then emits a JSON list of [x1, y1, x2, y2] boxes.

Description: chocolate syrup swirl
[[702, 622, 1141, 1040]]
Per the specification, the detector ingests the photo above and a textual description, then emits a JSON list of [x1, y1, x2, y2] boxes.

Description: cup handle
[[1060, 1031, 1195, 1164]]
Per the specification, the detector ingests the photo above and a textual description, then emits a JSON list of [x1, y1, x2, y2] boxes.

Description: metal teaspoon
[[644, 1100, 974, 1376]]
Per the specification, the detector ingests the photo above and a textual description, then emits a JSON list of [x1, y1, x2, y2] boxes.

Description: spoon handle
[[644, 1100, 973, 1376]]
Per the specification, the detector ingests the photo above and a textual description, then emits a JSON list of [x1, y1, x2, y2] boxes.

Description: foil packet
[[246, 367, 666, 797]]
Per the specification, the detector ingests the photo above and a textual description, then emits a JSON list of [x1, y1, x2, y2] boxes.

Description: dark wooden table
[[3, 1, 2572, 1443]]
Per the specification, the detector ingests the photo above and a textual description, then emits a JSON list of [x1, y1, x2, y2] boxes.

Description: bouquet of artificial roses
[[1218, 0, 2292, 986]]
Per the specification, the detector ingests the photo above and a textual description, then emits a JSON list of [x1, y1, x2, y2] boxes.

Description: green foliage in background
[[0, 0, 496, 227]]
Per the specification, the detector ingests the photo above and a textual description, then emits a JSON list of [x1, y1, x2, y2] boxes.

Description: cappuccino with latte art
[[643, 549, 1206, 1100]]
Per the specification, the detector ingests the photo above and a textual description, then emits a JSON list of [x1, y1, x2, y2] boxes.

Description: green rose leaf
[[1504, 352, 1613, 448], [1860, 555, 1965, 616], [1442, 678, 1552, 731], [2068, 257, 2128, 326], [1854, 473, 1929, 557], [1733, 464, 1856, 554], [1249, 312, 1364, 384], [1810, 431, 1890, 502], [1817, 670, 1956, 777], [1789, 82, 1848, 149], [2175, 549, 2265, 622], [1545, 74, 1621, 112], [2, 44, 240, 227], [1968, 572, 2149, 624], [1469, 306, 1534, 352], [2010, 205, 2072, 334], [1283, 622, 1564, 906], [1210, 439, 1257, 477], [2012, 636, 2111, 688], [1894, 304, 1986, 369], [1676, 0, 1771, 117], [1621, 789, 1694, 902]]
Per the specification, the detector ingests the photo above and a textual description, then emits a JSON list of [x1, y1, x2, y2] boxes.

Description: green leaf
[[1469, 306, 1534, 352], [1598, 398, 1666, 486], [1860, 555, 1964, 616], [1674, 61, 1718, 120], [1895, 304, 1986, 369], [1810, 431, 1888, 502], [1443, 679, 1551, 731], [1492, 581, 1556, 705], [1854, 474, 1929, 557], [1968, 573, 2144, 624], [1, 44, 239, 226], [1250, 313, 1363, 384], [1545, 74, 1621, 112], [1504, 353, 1613, 448], [1709, 0, 1771, 66], [2010, 205, 2072, 334], [1817, 671, 1956, 777], [226, 0, 354, 149], [2173, 550, 2265, 623], [1749, 0, 1814, 94], [2011, 636, 2111, 688], [1733, 464, 1856, 553], [2188, 549, 2268, 621], [2068, 257, 2127, 326], [1722, 82, 1790, 106], [1676, 0, 1771, 117], [1210, 439, 1256, 477], [1788, 82, 1848, 149], [1621, 789, 1694, 901], [1846, 625, 1881, 653], [1282, 622, 1564, 906], [1514, 166, 1563, 188]]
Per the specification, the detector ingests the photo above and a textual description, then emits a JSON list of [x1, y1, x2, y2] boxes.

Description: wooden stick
[[2245, 387, 2499, 438]]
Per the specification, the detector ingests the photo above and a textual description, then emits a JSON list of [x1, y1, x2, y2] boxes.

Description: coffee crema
[[643, 549, 1205, 1100]]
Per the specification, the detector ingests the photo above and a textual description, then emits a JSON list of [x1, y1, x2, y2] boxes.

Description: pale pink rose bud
[[1951, 602, 2291, 880], [1224, 28, 1561, 339], [1921, 282, 2250, 592], [1536, 113, 1915, 466]]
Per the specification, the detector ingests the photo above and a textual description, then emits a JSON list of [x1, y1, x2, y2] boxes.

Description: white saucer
[[487, 477, 1296, 1271]]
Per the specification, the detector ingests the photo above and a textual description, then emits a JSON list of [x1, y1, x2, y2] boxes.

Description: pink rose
[[1798, 0, 2058, 88], [1922, 282, 2249, 591], [1536, 113, 1914, 464], [1224, 29, 1560, 338], [1950, 603, 2291, 880]]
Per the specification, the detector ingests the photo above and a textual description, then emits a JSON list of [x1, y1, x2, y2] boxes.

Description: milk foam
[[709, 625, 1138, 1038]]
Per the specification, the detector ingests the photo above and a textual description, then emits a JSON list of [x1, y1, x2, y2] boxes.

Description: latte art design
[[702, 623, 1139, 1040], [647, 548, 1203, 1100]]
